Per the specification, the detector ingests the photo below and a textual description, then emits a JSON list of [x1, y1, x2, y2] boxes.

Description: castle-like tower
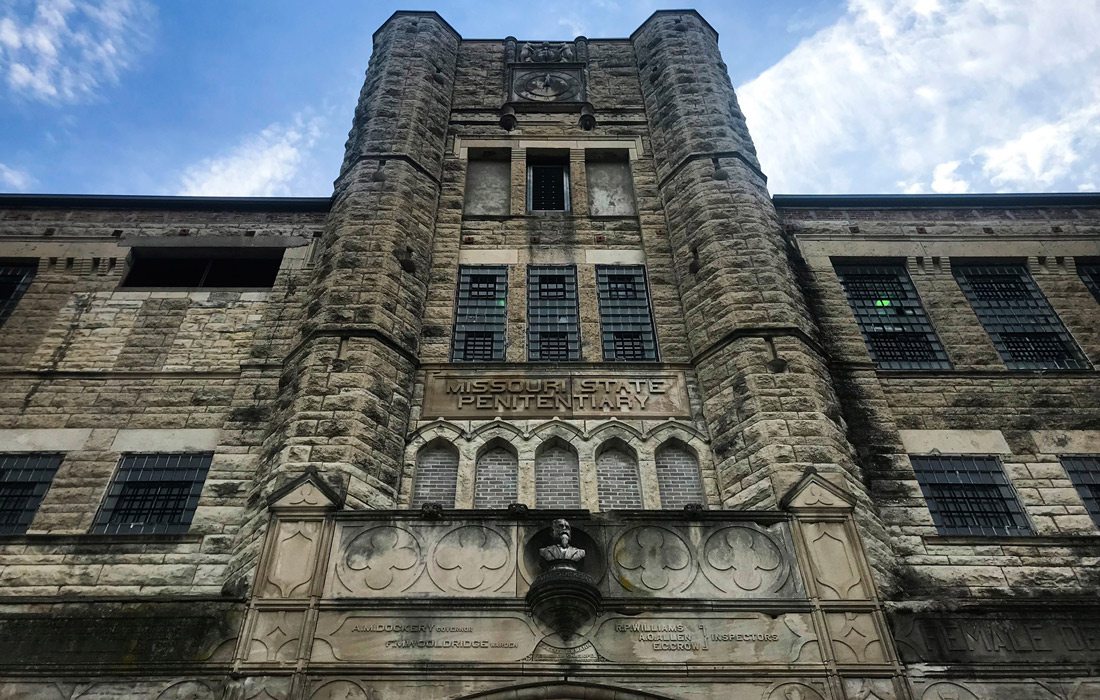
[[0, 10, 1098, 700]]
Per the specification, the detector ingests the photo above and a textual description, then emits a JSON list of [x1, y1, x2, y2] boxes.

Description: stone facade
[[0, 10, 1097, 700]]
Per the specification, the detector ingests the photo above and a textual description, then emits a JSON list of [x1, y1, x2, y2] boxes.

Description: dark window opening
[[910, 455, 1031, 537], [612, 332, 646, 361], [953, 261, 1088, 370], [0, 262, 36, 327], [1078, 262, 1100, 302], [527, 155, 570, 212], [1061, 456, 1100, 527], [452, 266, 507, 362], [92, 453, 211, 535], [596, 266, 657, 362], [0, 453, 63, 535], [122, 249, 283, 289], [537, 332, 570, 361], [835, 262, 951, 370], [463, 332, 497, 361], [528, 265, 580, 362]]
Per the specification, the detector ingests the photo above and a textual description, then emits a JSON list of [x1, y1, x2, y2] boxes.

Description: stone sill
[[0, 533, 205, 545], [461, 214, 638, 222], [922, 534, 1100, 547]]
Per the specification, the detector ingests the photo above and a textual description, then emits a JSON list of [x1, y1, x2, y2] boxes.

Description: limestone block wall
[[784, 201, 1100, 602], [0, 201, 323, 595]]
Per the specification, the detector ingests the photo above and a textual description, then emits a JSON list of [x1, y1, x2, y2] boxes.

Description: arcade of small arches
[[399, 420, 717, 511]]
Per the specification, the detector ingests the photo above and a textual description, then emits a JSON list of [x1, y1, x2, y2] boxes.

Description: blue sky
[[1, 0, 1098, 196]]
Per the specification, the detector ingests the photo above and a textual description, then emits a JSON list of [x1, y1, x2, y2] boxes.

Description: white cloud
[[0, 0, 153, 102], [930, 161, 969, 194], [0, 163, 33, 191], [177, 114, 325, 197], [737, 0, 1100, 193]]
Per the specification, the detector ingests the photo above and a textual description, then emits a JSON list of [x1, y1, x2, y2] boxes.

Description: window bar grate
[[1061, 456, 1100, 527], [910, 455, 1031, 536], [92, 453, 212, 535], [452, 266, 508, 362], [596, 265, 657, 361], [527, 265, 580, 361], [953, 261, 1089, 370], [0, 453, 62, 535], [834, 262, 951, 370]]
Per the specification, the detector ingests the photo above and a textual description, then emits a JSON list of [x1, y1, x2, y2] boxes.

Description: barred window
[[834, 262, 950, 370], [910, 455, 1031, 537], [0, 261, 36, 327], [527, 156, 570, 212], [596, 265, 657, 362], [1079, 262, 1100, 303], [0, 453, 62, 535], [1060, 456, 1100, 527], [452, 266, 507, 362], [953, 261, 1088, 370], [528, 265, 580, 361], [92, 453, 211, 535]]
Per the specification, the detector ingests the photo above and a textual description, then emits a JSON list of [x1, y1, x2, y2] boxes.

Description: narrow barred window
[[527, 155, 570, 212], [0, 453, 62, 534], [528, 265, 580, 361], [1060, 456, 1100, 528], [92, 453, 211, 535], [596, 265, 657, 361], [953, 261, 1088, 370], [1078, 261, 1100, 302], [0, 261, 36, 327], [910, 455, 1031, 537], [452, 266, 508, 362], [834, 262, 950, 370]]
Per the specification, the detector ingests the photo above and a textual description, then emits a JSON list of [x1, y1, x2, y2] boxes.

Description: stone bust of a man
[[539, 518, 585, 564]]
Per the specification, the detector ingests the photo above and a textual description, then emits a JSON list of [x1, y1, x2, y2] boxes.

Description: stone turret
[[266, 12, 460, 508], [631, 12, 869, 516]]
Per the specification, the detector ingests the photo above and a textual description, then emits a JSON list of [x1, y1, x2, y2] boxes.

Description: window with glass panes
[[596, 265, 657, 361], [0, 261, 36, 327], [452, 266, 508, 362], [527, 156, 570, 212], [528, 265, 580, 361], [910, 455, 1031, 536], [91, 453, 212, 535], [835, 262, 951, 369], [1079, 261, 1100, 302], [0, 453, 62, 535], [953, 261, 1088, 370], [1060, 456, 1100, 528]]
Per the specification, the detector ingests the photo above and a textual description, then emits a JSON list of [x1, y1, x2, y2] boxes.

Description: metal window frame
[[526, 162, 571, 213], [953, 260, 1089, 370], [595, 265, 658, 362], [1078, 261, 1100, 303], [1060, 455, 1100, 528], [91, 452, 212, 535], [0, 260, 37, 328], [834, 261, 951, 370], [527, 264, 580, 362], [452, 265, 508, 362], [0, 453, 62, 535], [910, 454, 1032, 537]]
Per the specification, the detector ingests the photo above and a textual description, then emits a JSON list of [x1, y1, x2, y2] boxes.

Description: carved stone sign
[[421, 370, 692, 419], [892, 612, 1100, 664], [308, 611, 822, 666]]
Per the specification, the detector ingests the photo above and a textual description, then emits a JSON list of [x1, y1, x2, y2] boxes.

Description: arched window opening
[[411, 439, 459, 508], [474, 439, 518, 508], [596, 439, 642, 510], [655, 440, 704, 508], [535, 438, 581, 509]]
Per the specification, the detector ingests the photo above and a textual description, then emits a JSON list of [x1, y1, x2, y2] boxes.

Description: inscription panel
[[892, 611, 1100, 664], [421, 370, 691, 419], [309, 611, 822, 666]]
